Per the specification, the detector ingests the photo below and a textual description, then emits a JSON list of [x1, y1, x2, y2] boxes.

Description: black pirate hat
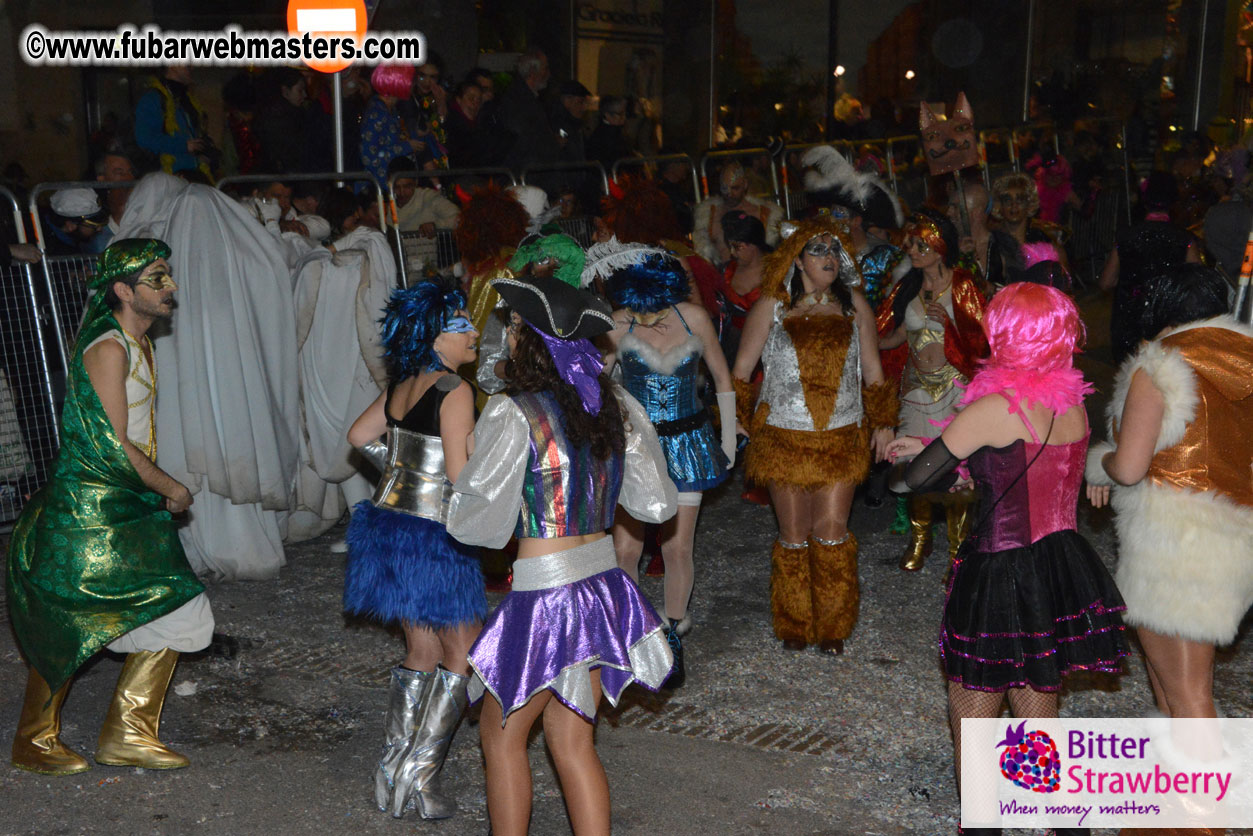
[[490, 271, 614, 340]]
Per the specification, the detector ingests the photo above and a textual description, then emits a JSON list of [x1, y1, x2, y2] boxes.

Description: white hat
[[51, 187, 103, 219]]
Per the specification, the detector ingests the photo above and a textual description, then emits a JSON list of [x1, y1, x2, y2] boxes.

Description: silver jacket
[[361, 426, 452, 523], [447, 385, 677, 549]]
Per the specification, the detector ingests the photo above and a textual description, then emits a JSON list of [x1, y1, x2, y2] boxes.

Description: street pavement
[[2, 290, 1251, 835]]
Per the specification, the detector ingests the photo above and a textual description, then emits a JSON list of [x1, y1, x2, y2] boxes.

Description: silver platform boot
[[374, 667, 432, 812], [389, 666, 470, 819]]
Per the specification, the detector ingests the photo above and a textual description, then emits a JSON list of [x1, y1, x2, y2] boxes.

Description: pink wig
[[982, 282, 1084, 372], [1021, 242, 1059, 269], [371, 64, 414, 98]]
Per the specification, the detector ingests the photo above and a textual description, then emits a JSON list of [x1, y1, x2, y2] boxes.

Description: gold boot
[[12, 667, 91, 775], [944, 492, 974, 561], [899, 494, 933, 571], [95, 649, 189, 769]]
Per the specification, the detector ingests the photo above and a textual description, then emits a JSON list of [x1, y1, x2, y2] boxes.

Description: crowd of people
[[3, 54, 1252, 836]]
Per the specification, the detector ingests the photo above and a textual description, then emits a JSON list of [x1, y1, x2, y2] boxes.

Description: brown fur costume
[[742, 217, 875, 491], [861, 379, 899, 430]]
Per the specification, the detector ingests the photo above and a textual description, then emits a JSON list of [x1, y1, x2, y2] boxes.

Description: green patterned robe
[[6, 308, 203, 693]]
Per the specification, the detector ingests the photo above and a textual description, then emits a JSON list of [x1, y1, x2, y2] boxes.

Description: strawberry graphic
[[995, 721, 1060, 793]]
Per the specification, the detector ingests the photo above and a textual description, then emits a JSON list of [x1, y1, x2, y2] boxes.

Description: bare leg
[[436, 622, 482, 677], [1142, 653, 1171, 716], [480, 689, 552, 836], [402, 623, 444, 672], [660, 502, 700, 622], [1135, 628, 1217, 718], [612, 509, 645, 582], [543, 669, 609, 836]]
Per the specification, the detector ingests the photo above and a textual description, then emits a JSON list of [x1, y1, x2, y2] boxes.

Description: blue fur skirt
[[344, 501, 487, 629]]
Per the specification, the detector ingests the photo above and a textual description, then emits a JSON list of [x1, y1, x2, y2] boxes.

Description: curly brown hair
[[454, 182, 530, 273], [601, 176, 682, 245], [506, 325, 626, 460]]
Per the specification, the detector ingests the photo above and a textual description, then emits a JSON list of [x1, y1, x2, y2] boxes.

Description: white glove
[[716, 390, 737, 469]]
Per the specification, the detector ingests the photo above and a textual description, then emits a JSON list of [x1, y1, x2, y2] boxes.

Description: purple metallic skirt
[[467, 536, 674, 723]]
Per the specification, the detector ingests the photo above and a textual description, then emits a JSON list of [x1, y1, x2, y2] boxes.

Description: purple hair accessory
[[532, 325, 604, 415]]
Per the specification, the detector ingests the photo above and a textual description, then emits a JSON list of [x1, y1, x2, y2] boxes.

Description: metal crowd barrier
[[697, 146, 781, 206], [386, 166, 516, 286], [611, 153, 702, 210], [216, 169, 385, 230], [520, 160, 610, 196], [1, 186, 60, 528], [25, 179, 143, 374]]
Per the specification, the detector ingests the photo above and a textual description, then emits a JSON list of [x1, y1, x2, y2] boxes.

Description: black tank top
[[385, 374, 462, 436]]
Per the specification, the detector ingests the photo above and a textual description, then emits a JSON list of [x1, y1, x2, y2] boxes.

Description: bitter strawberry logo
[[996, 721, 1061, 793]]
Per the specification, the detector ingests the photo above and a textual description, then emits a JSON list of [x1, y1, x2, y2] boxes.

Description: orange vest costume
[[1086, 319, 1253, 645]]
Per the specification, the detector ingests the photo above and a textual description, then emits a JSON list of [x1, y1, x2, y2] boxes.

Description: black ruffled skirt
[[940, 530, 1129, 692]]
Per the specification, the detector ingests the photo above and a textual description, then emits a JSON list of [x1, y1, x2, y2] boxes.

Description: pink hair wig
[[982, 282, 1084, 373], [371, 64, 414, 98], [1021, 242, 1059, 269]]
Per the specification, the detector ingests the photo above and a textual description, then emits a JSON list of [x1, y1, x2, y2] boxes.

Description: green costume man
[[7, 238, 210, 775]]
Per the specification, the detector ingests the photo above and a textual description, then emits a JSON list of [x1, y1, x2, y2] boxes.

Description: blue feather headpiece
[[380, 280, 467, 379], [606, 252, 689, 314]]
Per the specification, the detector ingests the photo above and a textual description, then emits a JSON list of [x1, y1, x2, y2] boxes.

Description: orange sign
[[286, 0, 367, 74]]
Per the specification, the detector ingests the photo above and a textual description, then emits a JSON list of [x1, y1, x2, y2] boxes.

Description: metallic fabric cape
[[875, 266, 987, 384], [6, 309, 203, 694]]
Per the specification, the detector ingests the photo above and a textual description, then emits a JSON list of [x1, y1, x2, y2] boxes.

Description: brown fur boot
[[770, 540, 812, 646], [810, 533, 859, 653]]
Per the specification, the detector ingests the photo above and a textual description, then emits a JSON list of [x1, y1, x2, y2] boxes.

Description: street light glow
[[834, 65, 845, 76], [905, 70, 916, 80]]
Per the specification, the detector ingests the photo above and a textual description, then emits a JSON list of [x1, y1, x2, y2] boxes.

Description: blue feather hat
[[380, 279, 467, 379], [606, 252, 689, 314]]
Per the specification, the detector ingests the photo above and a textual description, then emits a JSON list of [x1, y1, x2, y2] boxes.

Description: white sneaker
[[329, 539, 348, 554]]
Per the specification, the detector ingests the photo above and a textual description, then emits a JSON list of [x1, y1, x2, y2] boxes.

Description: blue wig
[[606, 253, 689, 314], [380, 280, 467, 379]]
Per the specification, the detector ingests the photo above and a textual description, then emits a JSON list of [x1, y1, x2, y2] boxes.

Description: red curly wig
[[453, 182, 530, 273], [601, 176, 683, 245]]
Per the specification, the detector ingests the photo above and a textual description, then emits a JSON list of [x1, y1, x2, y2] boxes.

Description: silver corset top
[[368, 426, 452, 522], [757, 301, 863, 432]]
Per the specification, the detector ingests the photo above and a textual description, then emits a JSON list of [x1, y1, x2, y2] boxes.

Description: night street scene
[[1, 1, 1252, 835]]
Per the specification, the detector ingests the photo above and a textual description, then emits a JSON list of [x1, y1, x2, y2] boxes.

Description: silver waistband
[[511, 537, 617, 591]]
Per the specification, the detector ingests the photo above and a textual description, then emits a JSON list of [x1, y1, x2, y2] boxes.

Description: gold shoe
[[945, 492, 974, 561], [11, 667, 91, 775], [899, 494, 933, 571], [95, 649, 189, 769]]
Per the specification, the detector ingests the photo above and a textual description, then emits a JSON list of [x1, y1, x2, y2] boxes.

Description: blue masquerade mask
[[442, 315, 476, 334]]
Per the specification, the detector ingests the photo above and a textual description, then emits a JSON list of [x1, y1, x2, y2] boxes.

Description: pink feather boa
[[959, 364, 1093, 414]]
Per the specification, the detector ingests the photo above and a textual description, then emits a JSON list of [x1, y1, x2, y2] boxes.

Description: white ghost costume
[[286, 233, 392, 540], [116, 173, 299, 580]]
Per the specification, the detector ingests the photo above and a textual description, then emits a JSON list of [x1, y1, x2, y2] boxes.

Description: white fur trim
[[619, 332, 702, 376], [1111, 480, 1253, 645], [1084, 441, 1115, 487], [1106, 339, 1196, 453]]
